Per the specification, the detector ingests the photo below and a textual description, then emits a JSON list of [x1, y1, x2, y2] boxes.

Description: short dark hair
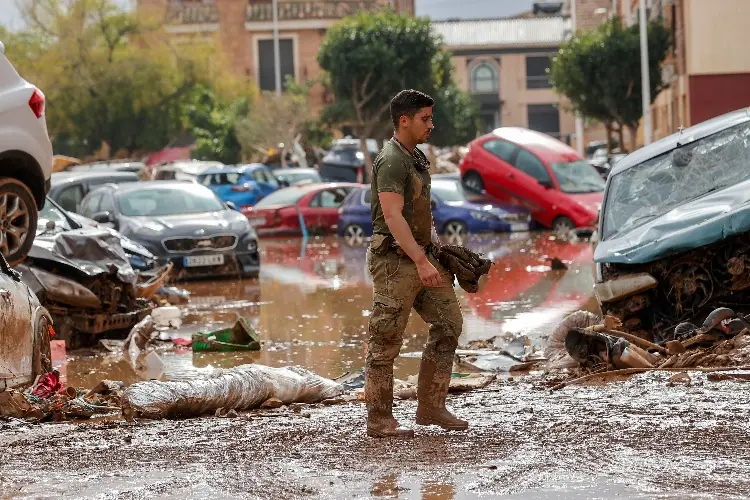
[[390, 89, 434, 129]]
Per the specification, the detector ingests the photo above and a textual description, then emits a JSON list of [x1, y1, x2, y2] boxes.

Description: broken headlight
[[30, 267, 102, 309]]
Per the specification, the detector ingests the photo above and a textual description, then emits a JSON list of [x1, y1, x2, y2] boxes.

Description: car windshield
[[432, 181, 468, 202], [602, 120, 750, 240], [549, 160, 606, 193], [118, 186, 225, 216], [37, 202, 70, 233], [254, 188, 306, 208]]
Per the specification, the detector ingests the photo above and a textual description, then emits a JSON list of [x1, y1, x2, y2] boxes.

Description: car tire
[[551, 216, 576, 234], [443, 220, 468, 244], [32, 313, 53, 377], [463, 171, 485, 193], [0, 178, 38, 265], [343, 224, 366, 247]]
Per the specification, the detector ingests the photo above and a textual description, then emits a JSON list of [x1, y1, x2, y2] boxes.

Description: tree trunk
[[616, 123, 625, 152], [628, 125, 638, 152], [605, 122, 613, 154]]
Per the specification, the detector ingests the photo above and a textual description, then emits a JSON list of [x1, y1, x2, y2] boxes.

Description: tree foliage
[[318, 10, 478, 171], [550, 16, 671, 150], [5, 0, 252, 159]]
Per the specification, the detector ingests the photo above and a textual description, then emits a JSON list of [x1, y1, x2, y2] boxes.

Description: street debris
[[545, 307, 750, 387], [121, 364, 344, 420], [192, 317, 261, 352]]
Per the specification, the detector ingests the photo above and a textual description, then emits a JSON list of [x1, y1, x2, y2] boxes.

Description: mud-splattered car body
[[0, 255, 53, 390], [594, 107, 750, 341]]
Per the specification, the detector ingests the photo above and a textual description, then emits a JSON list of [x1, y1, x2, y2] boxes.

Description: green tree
[[8, 0, 250, 159], [318, 10, 445, 174], [186, 86, 249, 164], [550, 16, 671, 151]]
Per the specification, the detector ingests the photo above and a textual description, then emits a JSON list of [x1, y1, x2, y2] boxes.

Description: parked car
[[459, 127, 605, 232], [0, 40, 54, 264], [68, 161, 147, 177], [197, 163, 285, 209], [336, 176, 531, 246], [152, 160, 222, 182], [318, 138, 378, 184], [273, 167, 322, 186], [48, 171, 139, 213], [594, 107, 750, 341], [79, 181, 260, 280], [242, 182, 359, 236]]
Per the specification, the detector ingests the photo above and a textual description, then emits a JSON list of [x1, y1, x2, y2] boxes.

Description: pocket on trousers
[[369, 292, 403, 337]]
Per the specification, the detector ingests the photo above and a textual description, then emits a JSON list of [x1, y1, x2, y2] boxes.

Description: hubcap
[[345, 225, 365, 246], [445, 222, 466, 245], [0, 193, 29, 257]]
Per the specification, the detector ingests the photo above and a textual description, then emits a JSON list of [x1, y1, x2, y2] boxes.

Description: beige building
[[433, 16, 578, 144], [619, 0, 750, 142], [137, 0, 415, 110]]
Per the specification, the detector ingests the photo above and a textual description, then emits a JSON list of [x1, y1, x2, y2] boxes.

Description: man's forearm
[[385, 214, 429, 265]]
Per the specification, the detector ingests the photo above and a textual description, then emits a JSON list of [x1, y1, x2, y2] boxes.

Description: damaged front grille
[[602, 231, 750, 340], [162, 234, 237, 253]]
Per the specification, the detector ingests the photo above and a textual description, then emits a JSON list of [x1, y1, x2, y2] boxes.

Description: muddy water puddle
[[64, 233, 598, 388]]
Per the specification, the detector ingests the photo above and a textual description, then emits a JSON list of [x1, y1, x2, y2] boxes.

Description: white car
[[0, 41, 54, 264]]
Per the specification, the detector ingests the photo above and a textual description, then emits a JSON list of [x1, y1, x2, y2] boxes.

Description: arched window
[[470, 62, 498, 93]]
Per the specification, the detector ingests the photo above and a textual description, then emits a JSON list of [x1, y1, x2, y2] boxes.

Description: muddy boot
[[415, 357, 468, 431], [365, 364, 414, 438]]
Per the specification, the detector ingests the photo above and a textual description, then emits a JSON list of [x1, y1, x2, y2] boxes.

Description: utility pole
[[571, 0, 584, 155], [639, 0, 652, 145], [272, 0, 281, 96]]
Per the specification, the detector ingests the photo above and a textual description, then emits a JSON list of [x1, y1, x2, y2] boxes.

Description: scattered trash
[[121, 364, 344, 420], [155, 286, 191, 305], [191, 317, 261, 352], [152, 306, 182, 329]]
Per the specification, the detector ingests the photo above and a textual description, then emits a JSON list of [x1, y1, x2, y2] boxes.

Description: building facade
[[434, 16, 577, 144], [137, 0, 415, 110], [620, 0, 750, 141]]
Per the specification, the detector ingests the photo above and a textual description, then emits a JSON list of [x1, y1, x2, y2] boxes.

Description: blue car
[[337, 176, 532, 245], [197, 164, 286, 209]]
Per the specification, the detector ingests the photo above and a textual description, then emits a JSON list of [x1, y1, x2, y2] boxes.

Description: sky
[[0, 0, 536, 31]]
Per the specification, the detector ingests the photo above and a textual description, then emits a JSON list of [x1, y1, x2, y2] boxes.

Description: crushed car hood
[[595, 180, 750, 265]]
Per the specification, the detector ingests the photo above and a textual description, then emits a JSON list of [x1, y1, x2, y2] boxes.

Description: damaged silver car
[[594, 107, 750, 341], [17, 198, 170, 347]]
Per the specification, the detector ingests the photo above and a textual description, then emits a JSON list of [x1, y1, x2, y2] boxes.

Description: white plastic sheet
[[544, 311, 602, 369], [121, 364, 344, 419]]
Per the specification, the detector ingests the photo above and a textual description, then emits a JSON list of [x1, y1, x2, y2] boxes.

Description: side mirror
[[226, 201, 238, 211], [538, 180, 554, 189], [92, 211, 114, 224]]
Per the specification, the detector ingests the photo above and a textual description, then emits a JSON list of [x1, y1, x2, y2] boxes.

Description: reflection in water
[[65, 233, 599, 387]]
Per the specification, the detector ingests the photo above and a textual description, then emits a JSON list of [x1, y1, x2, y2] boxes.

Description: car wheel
[[344, 224, 366, 247], [32, 313, 53, 377], [552, 216, 576, 234], [443, 220, 468, 245], [0, 178, 38, 265], [463, 172, 485, 193]]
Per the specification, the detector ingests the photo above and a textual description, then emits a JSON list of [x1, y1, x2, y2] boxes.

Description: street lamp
[[571, 0, 584, 155], [273, 0, 281, 95], [639, 0, 652, 145]]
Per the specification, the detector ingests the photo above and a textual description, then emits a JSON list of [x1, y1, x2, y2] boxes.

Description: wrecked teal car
[[594, 107, 750, 341]]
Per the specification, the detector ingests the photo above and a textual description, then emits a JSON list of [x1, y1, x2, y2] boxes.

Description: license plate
[[510, 223, 530, 232], [184, 254, 225, 267], [247, 218, 265, 226]]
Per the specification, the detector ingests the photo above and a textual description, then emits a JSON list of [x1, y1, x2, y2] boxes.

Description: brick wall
[[216, 0, 253, 77], [574, 0, 612, 31]]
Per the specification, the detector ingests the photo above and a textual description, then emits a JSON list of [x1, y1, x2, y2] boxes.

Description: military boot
[[415, 357, 468, 430], [365, 364, 415, 438]]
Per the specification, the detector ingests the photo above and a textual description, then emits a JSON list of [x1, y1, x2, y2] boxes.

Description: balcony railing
[[164, 1, 381, 25]]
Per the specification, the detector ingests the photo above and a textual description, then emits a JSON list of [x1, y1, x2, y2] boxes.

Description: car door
[[0, 264, 36, 389], [252, 168, 280, 198], [477, 139, 520, 204], [508, 149, 556, 223], [309, 187, 351, 233]]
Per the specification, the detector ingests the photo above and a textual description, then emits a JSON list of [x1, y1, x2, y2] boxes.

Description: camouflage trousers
[[365, 245, 463, 368]]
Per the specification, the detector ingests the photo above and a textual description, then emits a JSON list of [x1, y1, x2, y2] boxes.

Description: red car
[[242, 182, 360, 236], [459, 127, 605, 232]]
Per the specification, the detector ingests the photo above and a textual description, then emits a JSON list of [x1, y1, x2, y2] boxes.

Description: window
[[470, 62, 498, 93], [514, 150, 552, 184], [258, 39, 294, 92], [482, 140, 517, 163], [99, 194, 116, 214], [310, 188, 350, 208], [527, 104, 560, 137], [362, 188, 371, 204], [80, 192, 102, 217], [526, 56, 552, 89], [57, 185, 84, 212]]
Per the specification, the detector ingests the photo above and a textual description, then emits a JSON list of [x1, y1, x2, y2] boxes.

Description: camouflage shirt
[[371, 138, 432, 247]]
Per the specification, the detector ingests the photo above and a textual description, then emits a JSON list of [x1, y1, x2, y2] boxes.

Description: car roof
[[199, 163, 266, 176], [276, 168, 319, 175], [51, 171, 139, 184], [608, 107, 750, 177], [488, 127, 581, 162]]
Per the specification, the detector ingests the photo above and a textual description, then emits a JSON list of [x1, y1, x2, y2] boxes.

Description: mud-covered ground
[[3, 371, 750, 499], [4, 234, 750, 498]]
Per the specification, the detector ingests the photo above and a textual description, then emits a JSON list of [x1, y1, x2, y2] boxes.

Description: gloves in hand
[[436, 245, 492, 293]]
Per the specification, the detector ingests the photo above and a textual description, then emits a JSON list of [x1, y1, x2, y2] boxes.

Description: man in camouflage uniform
[[365, 89, 466, 438]]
